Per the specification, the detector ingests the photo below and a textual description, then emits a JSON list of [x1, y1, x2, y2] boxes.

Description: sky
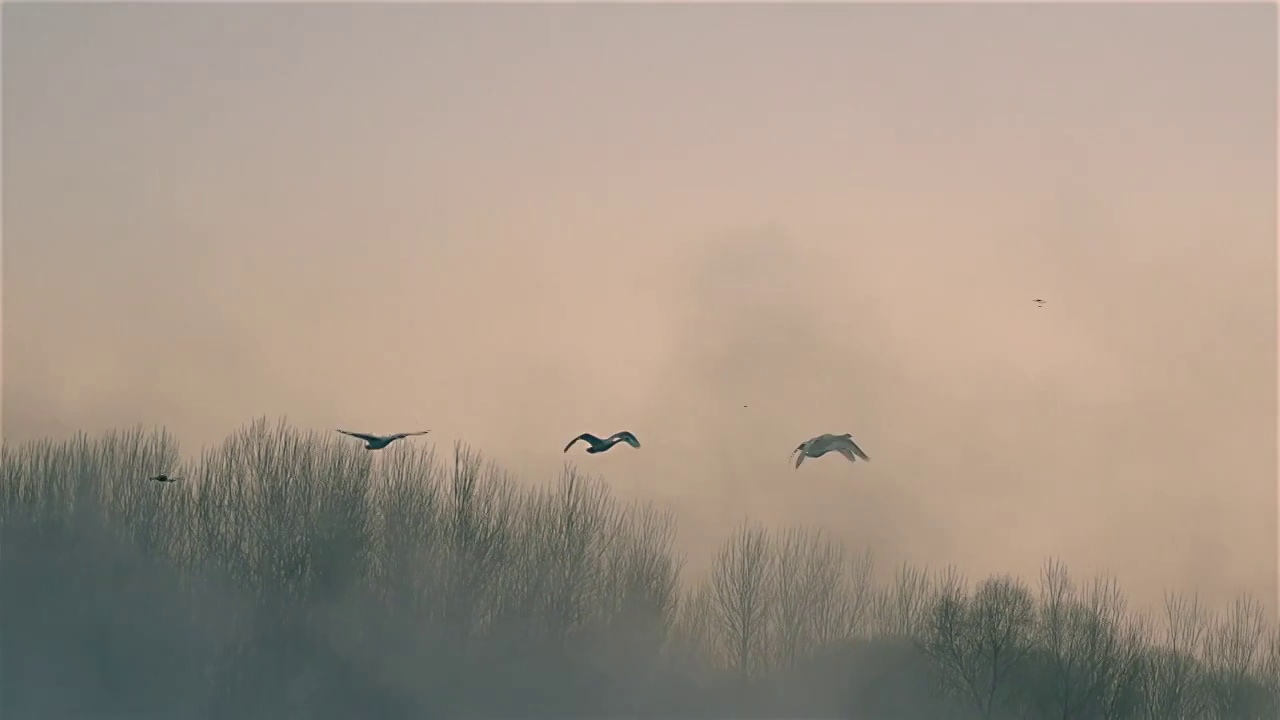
[[2, 1, 1276, 613]]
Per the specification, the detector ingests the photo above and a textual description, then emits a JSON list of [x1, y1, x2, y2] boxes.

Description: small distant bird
[[563, 431, 641, 454], [792, 433, 870, 469], [147, 474, 180, 483], [336, 429, 430, 450], [1033, 298, 1046, 307]]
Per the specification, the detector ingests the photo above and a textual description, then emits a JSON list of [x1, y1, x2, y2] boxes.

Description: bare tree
[[710, 522, 774, 681], [367, 441, 445, 615], [924, 568, 974, 695], [1259, 627, 1280, 718], [669, 582, 717, 674], [768, 526, 849, 669], [927, 572, 1037, 720], [844, 547, 877, 640], [597, 499, 682, 665], [22, 418, 1280, 719], [1138, 592, 1209, 720], [493, 463, 612, 650], [1099, 608, 1151, 720], [1202, 595, 1273, 719], [1026, 560, 1147, 720], [873, 561, 935, 640]]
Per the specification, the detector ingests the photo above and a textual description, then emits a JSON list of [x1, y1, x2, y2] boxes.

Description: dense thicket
[[2, 419, 1276, 719]]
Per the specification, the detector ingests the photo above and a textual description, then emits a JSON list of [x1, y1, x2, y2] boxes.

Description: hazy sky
[[3, 2, 1276, 612]]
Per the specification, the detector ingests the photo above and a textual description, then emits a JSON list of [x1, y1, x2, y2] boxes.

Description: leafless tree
[[1100, 609, 1151, 720], [768, 526, 849, 669], [844, 547, 877, 640], [1201, 595, 1274, 719], [615, 503, 684, 691], [926, 572, 1037, 720], [487, 463, 610, 652], [1259, 627, 1280, 718], [597, 499, 683, 669], [669, 581, 717, 673], [1027, 560, 1148, 720], [710, 522, 774, 681], [1137, 592, 1209, 720], [366, 441, 445, 615], [873, 561, 935, 640], [16, 417, 1280, 719]]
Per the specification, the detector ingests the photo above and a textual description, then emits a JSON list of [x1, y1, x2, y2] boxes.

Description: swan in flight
[[147, 474, 181, 483], [336, 429, 430, 450], [791, 433, 870, 468], [563, 431, 641, 454]]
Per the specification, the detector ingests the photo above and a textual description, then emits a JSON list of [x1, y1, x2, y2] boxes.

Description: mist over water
[[2, 2, 1276, 716]]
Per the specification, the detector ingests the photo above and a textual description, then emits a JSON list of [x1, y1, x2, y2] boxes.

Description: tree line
[[2, 418, 1276, 719]]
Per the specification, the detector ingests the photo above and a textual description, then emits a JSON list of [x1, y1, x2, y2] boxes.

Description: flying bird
[[336, 429, 430, 450], [563, 431, 641, 454], [791, 433, 870, 469], [147, 474, 180, 483], [1033, 298, 1046, 307]]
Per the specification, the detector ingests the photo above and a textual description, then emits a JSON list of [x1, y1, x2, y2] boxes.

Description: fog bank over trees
[[2, 420, 1276, 719]]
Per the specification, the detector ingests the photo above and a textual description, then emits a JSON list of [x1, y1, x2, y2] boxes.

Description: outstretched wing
[[838, 435, 870, 462], [610, 431, 641, 448], [794, 449, 808, 469], [388, 430, 430, 441], [564, 433, 602, 453], [337, 429, 383, 443], [836, 447, 863, 464], [792, 439, 814, 468]]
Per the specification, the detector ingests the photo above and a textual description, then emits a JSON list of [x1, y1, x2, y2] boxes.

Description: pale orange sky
[[2, 2, 1276, 613]]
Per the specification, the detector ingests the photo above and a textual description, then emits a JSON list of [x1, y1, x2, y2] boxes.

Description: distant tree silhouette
[[926, 572, 1037, 719], [709, 522, 773, 682], [1, 419, 1276, 719], [1138, 592, 1210, 719]]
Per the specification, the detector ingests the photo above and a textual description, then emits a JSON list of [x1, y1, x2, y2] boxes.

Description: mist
[[1, 3, 1277, 716]]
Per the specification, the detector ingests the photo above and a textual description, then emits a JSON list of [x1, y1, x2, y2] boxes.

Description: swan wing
[[837, 434, 870, 461], [610, 431, 641, 448], [388, 430, 430, 441], [565, 433, 602, 453], [337, 430, 383, 443]]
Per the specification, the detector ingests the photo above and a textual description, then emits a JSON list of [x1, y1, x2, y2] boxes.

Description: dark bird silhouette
[[791, 433, 870, 469], [147, 474, 180, 483], [563, 431, 641, 454], [1033, 298, 1046, 307], [336, 429, 430, 450]]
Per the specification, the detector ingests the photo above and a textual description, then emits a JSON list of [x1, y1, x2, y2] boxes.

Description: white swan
[[791, 433, 870, 468], [563, 431, 641, 454], [336, 429, 430, 450]]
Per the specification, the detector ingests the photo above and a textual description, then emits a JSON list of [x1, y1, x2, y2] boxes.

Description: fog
[[3, 0, 1275, 627]]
